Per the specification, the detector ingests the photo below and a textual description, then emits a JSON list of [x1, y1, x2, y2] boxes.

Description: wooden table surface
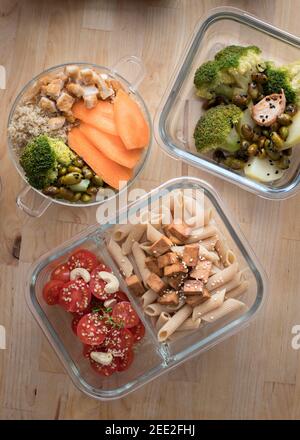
[[1, 0, 300, 420]]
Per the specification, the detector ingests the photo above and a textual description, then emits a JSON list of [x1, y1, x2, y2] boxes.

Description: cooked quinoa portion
[[8, 103, 69, 152]]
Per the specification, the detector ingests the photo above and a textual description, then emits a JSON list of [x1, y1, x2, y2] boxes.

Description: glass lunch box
[[154, 7, 300, 200], [27, 177, 267, 400]]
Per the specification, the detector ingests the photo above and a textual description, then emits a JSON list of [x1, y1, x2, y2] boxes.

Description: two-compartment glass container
[[27, 177, 267, 400]]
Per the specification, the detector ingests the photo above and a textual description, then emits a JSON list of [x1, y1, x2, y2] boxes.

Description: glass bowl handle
[[16, 185, 52, 217], [111, 55, 145, 92]]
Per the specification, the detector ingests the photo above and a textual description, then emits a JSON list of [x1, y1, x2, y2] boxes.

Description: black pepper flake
[[275, 170, 279, 174], [266, 115, 269, 118], [267, 173, 270, 176]]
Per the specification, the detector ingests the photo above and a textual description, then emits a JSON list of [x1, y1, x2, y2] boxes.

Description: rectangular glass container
[[27, 177, 267, 400], [154, 7, 300, 199]]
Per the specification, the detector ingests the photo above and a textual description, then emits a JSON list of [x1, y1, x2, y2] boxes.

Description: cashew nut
[[70, 268, 91, 283], [104, 298, 117, 308], [90, 351, 113, 366], [99, 271, 119, 294]]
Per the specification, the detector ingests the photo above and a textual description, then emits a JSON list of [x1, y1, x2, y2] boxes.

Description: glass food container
[[7, 57, 152, 217], [27, 177, 267, 400], [154, 7, 300, 200]]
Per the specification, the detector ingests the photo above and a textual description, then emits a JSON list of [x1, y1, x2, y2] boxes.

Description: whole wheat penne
[[131, 242, 151, 286], [155, 312, 171, 331], [225, 280, 249, 299], [199, 245, 220, 263], [107, 238, 133, 277], [210, 272, 241, 295], [192, 289, 226, 320], [139, 242, 153, 254], [200, 235, 218, 251], [147, 224, 164, 242], [122, 224, 146, 255], [201, 298, 247, 322], [112, 224, 133, 242], [206, 262, 239, 291], [164, 299, 185, 312], [215, 239, 236, 267], [158, 304, 193, 342], [210, 264, 222, 275], [187, 225, 218, 243], [177, 317, 201, 331], [144, 303, 170, 317], [141, 289, 158, 307]]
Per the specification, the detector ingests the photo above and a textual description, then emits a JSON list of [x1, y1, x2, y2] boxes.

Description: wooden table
[[0, 0, 300, 420]]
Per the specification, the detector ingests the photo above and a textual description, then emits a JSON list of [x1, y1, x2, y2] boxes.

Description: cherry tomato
[[77, 312, 110, 345], [67, 249, 98, 272], [42, 280, 64, 305], [105, 328, 134, 352], [112, 301, 139, 328], [130, 321, 145, 343], [58, 279, 91, 313], [116, 348, 134, 372], [90, 265, 114, 301], [50, 263, 70, 283], [71, 315, 81, 335], [115, 290, 128, 302]]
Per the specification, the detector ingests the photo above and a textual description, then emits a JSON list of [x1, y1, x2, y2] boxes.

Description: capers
[[279, 126, 289, 141], [258, 148, 267, 159], [60, 172, 82, 185], [73, 192, 82, 202], [285, 104, 298, 117], [92, 175, 104, 187], [58, 166, 67, 176], [67, 165, 82, 174], [232, 94, 248, 108], [251, 72, 268, 84], [241, 124, 254, 141], [86, 186, 98, 195], [277, 113, 292, 126], [248, 82, 259, 100], [43, 186, 60, 196], [82, 166, 93, 180], [277, 156, 290, 170], [73, 157, 85, 168], [265, 142, 281, 161], [270, 132, 284, 149], [224, 157, 245, 170], [57, 187, 75, 201], [247, 143, 258, 156], [81, 193, 92, 203]]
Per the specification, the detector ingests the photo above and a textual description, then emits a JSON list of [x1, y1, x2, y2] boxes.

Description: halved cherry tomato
[[77, 312, 110, 345], [116, 348, 134, 372], [115, 290, 128, 302], [42, 280, 64, 305], [90, 265, 113, 301], [90, 354, 118, 377], [105, 328, 134, 352], [59, 279, 91, 313], [50, 263, 70, 283], [67, 249, 98, 272], [112, 301, 139, 328], [130, 321, 145, 343], [71, 315, 81, 335]]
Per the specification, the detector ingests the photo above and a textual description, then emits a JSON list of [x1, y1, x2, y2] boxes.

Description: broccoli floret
[[263, 61, 300, 104], [48, 137, 75, 166], [20, 135, 57, 189], [194, 104, 243, 153], [194, 45, 262, 100]]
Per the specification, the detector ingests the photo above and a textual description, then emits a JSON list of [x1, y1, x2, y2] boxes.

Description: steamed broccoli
[[194, 104, 243, 153], [263, 61, 300, 104], [20, 135, 75, 189], [194, 45, 262, 100]]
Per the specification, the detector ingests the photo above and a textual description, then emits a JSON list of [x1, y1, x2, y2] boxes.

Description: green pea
[[270, 132, 284, 149], [81, 193, 92, 203], [58, 166, 67, 176], [92, 175, 104, 187], [279, 126, 289, 141], [60, 172, 82, 185], [277, 113, 292, 126], [82, 166, 93, 180], [67, 165, 82, 174], [73, 192, 82, 202]]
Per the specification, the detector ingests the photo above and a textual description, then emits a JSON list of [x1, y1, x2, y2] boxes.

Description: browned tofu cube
[[164, 262, 188, 277], [183, 279, 204, 295], [167, 222, 191, 242], [157, 290, 179, 306], [168, 273, 187, 290], [182, 244, 199, 267], [165, 230, 184, 245], [146, 273, 166, 294], [157, 252, 178, 269], [149, 236, 172, 257], [125, 275, 145, 296], [145, 257, 162, 276], [185, 295, 205, 307], [190, 259, 212, 284]]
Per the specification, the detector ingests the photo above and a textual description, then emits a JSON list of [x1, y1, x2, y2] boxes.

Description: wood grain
[[1, 0, 300, 420]]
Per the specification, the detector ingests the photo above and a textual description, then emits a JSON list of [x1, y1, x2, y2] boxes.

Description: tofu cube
[[145, 257, 162, 276], [182, 244, 199, 267], [157, 252, 178, 269], [157, 290, 179, 306], [125, 275, 145, 296], [183, 279, 204, 295], [56, 92, 75, 112], [146, 273, 166, 294], [190, 259, 212, 284], [167, 222, 191, 242], [149, 236, 172, 257], [164, 262, 188, 277], [185, 295, 205, 307]]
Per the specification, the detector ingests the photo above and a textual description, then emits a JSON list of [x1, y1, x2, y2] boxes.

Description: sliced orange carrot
[[68, 127, 133, 189], [72, 101, 117, 136], [79, 123, 143, 169], [114, 89, 150, 150]]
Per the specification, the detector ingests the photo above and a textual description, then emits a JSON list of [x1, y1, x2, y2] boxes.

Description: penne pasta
[[225, 280, 249, 299], [158, 305, 193, 342], [177, 317, 201, 331], [155, 312, 171, 331], [144, 303, 170, 317], [215, 238, 236, 267], [192, 289, 226, 320], [199, 235, 219, 251], [206, 262, 239, 291], [210, 272, 241, 295], [186, 225, 218, 243], [199, 245, 220, 263], [107, 238, 133, 278], [146, 223, 164, 242], [131, 242, 151, 286], [201, 298, 247, 322], [141, 289, 158, 307], [112, 224, 133, 242], [122, 224, 146, 255]]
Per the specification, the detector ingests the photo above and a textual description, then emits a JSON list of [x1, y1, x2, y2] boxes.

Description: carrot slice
[[72, 101, 117, 136], [68, 127, 133, 189], [114, 89, 150, 150], [79, 123, 143, 169]]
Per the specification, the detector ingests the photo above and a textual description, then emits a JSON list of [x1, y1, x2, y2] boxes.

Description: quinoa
[[8, 103, 70, 153]]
